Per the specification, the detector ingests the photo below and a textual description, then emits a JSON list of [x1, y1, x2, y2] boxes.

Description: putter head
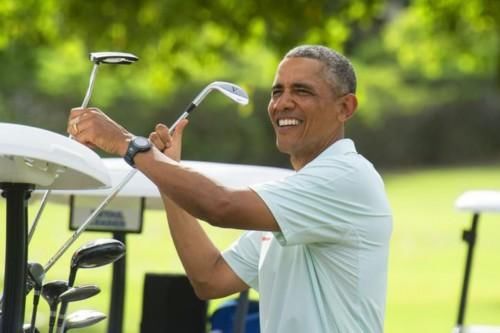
[[71, 238, 126, 269], [64, 309, 106, 330], [193, 81, 249, 106], [89, 52, 139, 65], [42, 280, 69, 308], [59, 285, 101, 303]]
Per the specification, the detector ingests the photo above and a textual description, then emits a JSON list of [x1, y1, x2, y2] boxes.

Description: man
[[68, 45, 392, 332]]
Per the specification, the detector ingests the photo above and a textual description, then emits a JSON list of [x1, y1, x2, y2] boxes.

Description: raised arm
[[68, 107, 279, 232], [149, 121, 248, 299]]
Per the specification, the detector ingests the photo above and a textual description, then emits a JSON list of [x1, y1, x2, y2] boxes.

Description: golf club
[[28, 51, 139, 244], [62, 310, 106, 332], [41, 280, 68, 333], [22, 323, 40, 333], [26, 262, 45, 333], [55, 286, 101, 333], [43, 81, 249, 274], [59, 285, 101, 304], [55, 239, 125, 333]]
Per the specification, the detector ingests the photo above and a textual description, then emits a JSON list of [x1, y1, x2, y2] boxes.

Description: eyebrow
[[271, 82, 315, 91]]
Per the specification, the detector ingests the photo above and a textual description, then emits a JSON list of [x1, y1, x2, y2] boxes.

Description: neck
[[290, 129, 345, 170]]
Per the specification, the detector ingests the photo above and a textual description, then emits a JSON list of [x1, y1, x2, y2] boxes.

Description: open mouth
[[277, 118, 302, 127]]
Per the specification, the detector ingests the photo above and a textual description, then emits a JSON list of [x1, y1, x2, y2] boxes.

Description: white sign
[[70, 195, 144, 233]]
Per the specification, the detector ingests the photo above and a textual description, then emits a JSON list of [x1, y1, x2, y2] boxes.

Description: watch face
[[134, 137, 150, 148]]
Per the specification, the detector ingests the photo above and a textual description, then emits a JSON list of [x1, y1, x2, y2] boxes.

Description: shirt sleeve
[[222, 231, 261, 291], [250, 158, 364, 246]]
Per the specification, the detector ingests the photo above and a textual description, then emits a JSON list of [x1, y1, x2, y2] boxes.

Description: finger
[[172, 119, 189, 140], [67, 107, 96, 135], [68, 107, 89, 121], [155, 123, 171, 142], [149, 132, 168, 151]]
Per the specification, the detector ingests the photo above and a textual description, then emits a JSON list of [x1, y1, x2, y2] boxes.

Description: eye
[[294, 86, 313, 96], [271, 88, 282, 98]]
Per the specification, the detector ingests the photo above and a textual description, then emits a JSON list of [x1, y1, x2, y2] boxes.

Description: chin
[[275, 142, 292, 155]]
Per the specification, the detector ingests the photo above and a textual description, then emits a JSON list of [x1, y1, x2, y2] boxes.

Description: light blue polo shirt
[[222, 139, 392, 333]]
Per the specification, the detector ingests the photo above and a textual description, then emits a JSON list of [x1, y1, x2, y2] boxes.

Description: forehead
[[273, 57, 328, 86]]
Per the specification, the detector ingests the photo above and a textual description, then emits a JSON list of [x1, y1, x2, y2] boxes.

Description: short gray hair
[[285, 45, 357, 95]]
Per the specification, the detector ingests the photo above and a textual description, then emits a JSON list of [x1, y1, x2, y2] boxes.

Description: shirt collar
[[321, 138, 357, 157]]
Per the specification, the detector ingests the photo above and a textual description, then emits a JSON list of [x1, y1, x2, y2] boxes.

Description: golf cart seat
[[453, 190, 500, 333]]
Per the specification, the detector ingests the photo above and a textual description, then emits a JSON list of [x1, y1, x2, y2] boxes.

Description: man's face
[[268, 57, 345, 167]]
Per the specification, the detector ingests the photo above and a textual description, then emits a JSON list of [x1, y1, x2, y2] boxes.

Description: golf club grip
[[168, 102, 196, 135]]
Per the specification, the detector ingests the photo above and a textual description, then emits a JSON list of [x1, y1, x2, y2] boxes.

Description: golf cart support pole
[[107, 231, 127, 333], [456, 213, 480, 331], [1, 183, 33, 333]]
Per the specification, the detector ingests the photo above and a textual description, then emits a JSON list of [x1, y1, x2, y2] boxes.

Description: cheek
[[267, 101, 274, 120]]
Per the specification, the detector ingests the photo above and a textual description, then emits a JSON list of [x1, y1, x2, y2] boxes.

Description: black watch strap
[[124, 136, 152, 167]]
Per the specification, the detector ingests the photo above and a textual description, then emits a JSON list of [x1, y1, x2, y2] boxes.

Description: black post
[[456, 213, 480, 328], [1, 183, 33, 333], [108, 231, 126, 333]]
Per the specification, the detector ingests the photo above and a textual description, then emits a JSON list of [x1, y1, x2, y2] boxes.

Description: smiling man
[[68, 45, 392, 333]]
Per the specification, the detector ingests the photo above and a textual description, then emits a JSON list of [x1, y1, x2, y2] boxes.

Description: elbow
[[191, 281, 220, 300]]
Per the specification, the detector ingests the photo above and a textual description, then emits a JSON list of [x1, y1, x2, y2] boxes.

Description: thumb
[[172, 119, 189, 140]]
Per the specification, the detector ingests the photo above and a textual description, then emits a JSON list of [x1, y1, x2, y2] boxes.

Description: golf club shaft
[[44, 168, 133, 272], [44, 104, 195, 273], [27, 64, 100, 244], [81, 64, 99, 109], [29, 292, 40, 333]]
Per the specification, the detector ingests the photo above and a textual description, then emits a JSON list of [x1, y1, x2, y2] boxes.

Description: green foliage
[[384, 0, 499, 80], [0, 0, 498, 166]]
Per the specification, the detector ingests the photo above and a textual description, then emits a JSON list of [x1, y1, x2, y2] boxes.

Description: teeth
[[278, 119, 300, 127]]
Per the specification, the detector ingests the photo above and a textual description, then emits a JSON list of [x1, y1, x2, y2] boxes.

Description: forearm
[[136, 148, 233, 227], [162, 195, 221, 293]]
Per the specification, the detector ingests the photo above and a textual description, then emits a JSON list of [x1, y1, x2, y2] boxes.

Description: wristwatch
[[124, 136, 152, 167]]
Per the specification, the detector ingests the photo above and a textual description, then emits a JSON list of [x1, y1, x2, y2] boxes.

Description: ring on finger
[[72, 122, 79, 134]]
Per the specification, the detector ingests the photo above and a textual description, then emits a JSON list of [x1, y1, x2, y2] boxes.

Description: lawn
[[1, 165, 500, 332]]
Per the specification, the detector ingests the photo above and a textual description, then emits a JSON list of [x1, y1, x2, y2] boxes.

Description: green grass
[[1, 165, 500, 332]]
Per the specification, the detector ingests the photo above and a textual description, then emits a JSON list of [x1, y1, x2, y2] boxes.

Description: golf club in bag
[[55, 239, 125, 333]]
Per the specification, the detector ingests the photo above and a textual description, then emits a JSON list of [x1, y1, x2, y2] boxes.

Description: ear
[[337, 94, 358, 123]]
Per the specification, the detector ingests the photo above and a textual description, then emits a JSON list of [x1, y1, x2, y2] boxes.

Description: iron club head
[[168, 81, 249, 134], [193, 81, 249, 106]]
